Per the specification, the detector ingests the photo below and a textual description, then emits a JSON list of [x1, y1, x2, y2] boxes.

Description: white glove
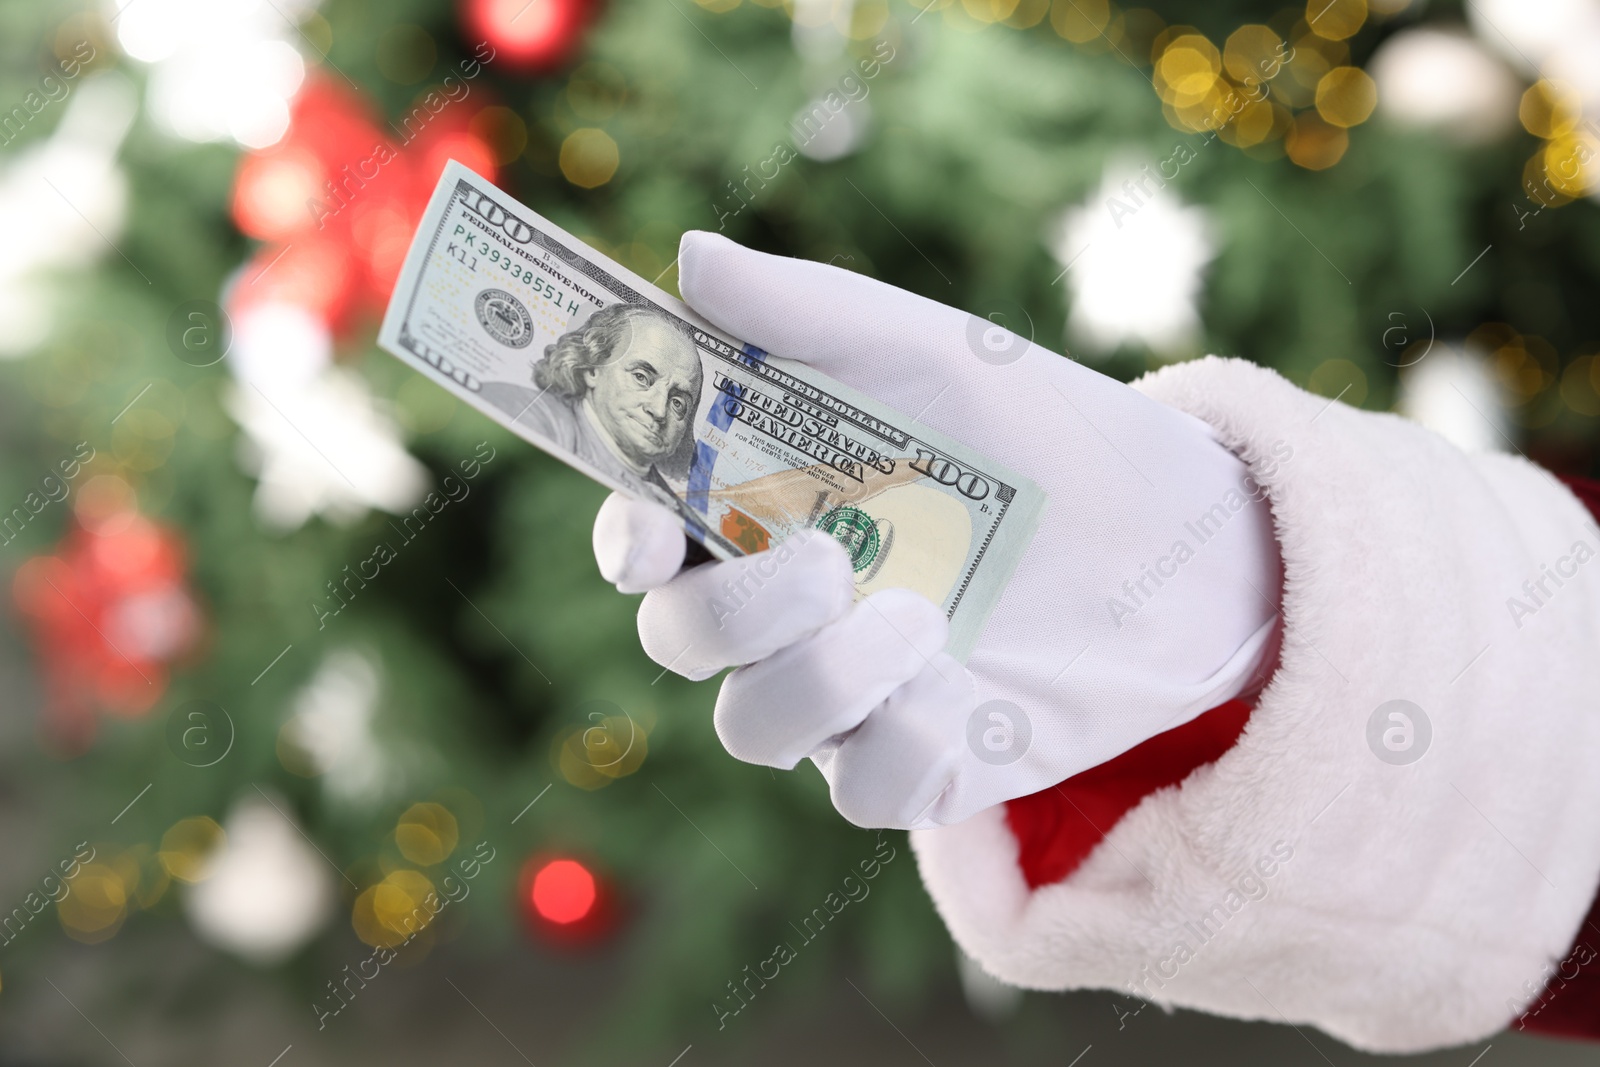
[[593, 231, 1282, 828]]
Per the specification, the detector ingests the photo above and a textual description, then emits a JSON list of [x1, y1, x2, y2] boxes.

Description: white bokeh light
[[1370, 28, 1522, 143], [223, 305, 427, 531], [1049, 162, 1216, 355], [277, 649, 437, 812], [185, 795, 335, 965], [0, 73, 134, 357], [793, 96, 871, 162], [279, 649, 388, 805], [110, 0, 314, 149], [1467, 0, 1600, 74], [1398, 346, 1508, 453], [1467, 0, 1600, 125], [227, 301, 332, 394], [225, 358, 430, 531]]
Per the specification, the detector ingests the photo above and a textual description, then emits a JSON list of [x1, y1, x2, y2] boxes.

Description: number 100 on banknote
[[379, 161, 1044, 660]]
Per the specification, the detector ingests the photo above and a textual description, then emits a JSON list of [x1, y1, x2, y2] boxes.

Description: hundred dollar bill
[[378, 161, 1044, 661]]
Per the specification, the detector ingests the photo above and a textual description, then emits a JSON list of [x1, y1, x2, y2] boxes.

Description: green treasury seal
[[818, 505, 881, 573]]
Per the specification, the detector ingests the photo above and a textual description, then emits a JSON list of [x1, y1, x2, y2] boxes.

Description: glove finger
[[825, 654, 976, 830], [679, 231, 1023, 398], [637, 529, 854, 680], [713, 588, 949, 769], [593, 493, 687, 594]]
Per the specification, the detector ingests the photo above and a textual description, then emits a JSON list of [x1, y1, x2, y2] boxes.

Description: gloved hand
[[593, 231, 1282, 828]]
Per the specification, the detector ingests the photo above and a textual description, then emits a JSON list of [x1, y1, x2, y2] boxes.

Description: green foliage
[[1, 0, 1597, 1059]]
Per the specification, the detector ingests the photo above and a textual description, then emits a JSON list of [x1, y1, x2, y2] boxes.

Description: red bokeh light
[[530, 858, 597, 924], [461, 0, 594, 71], [231, 150, 326, 242], [226, 73, 500, 338], [13, 508, 201, 753]]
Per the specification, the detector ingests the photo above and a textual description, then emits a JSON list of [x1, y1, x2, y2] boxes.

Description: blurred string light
[[1369, 28, 1520, 143], [1469, 0, 1600, 94], [184, 797, 336, 964], [1048, 162, 1215, 355], [1464, 0, 1600, 200], [0, 73, 133, 357], [690, 0, 1592, 394], [689, 0, 1595, 188], [277, 649, 413, 811], [559, 127, 620, 187], [791, 0, 854, 58], [551, 703, 651, 790], [1395, 323, 1600, 448], [115, 844, 172, 910], [109, 0, 316, 149], [1393, 321, 1598, 441], [1138, 6, 1384, 170], [395, 802, 460, 866], [682, 1, 1381, 168], [224, 353, 429, 530], [782, 0, 888, 162], [55, 844, 179, 944], [519, 852, 617, 945], [13, 476, 201, 751], [1521, 80, 1599, 203], [159, 815, 226, 882], [353, 868, 438, 949], [695, 0, 898, 36], [460, 0, 598, 71], [218, 70, 500, 529], [530, 858, 596, 924], [1560, 352, 1600, 418], [1308, 357, 1368, 407], [57, 859, 131, 944], [1398, 346, 1508, 453], [342, 800, 479, 957], [1478, 323, 1561, 416]]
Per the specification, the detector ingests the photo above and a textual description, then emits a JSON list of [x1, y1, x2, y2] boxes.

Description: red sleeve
[[1004, 474, 1600, 1037], [1005, 699, 1251, 889]]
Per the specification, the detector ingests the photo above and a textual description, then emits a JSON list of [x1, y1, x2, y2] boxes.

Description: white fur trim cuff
[[911, 356, 1600, 1053]]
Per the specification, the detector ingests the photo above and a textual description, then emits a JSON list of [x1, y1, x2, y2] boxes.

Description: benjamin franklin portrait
[[478, 304, 704, 500]]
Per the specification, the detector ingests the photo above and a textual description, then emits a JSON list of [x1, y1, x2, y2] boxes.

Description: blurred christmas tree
[[0, 0, 1597, 1061]]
